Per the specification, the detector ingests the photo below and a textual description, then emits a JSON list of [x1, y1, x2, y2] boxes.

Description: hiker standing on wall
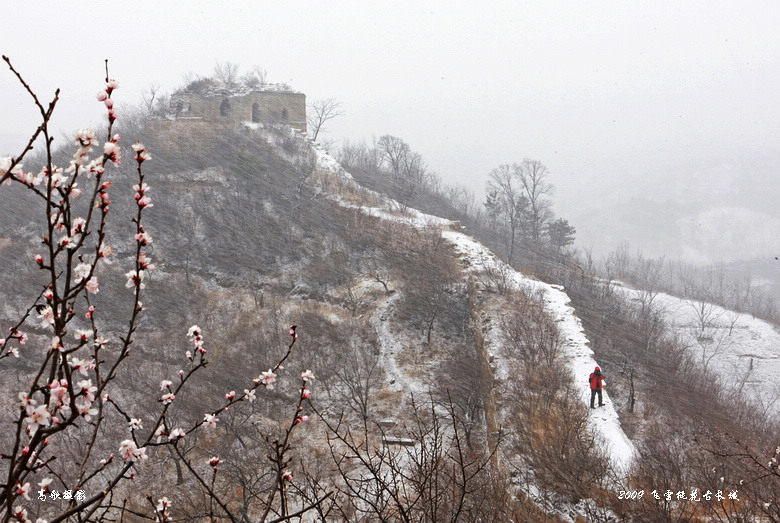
[[589, 366, 605, 408]]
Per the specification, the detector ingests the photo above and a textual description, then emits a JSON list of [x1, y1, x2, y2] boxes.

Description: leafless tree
[[241, 66, 268, 88], [485, 164, 528, 263], [141, 82, 162, 114], [516, 159, 554, 243], [213, 61, 240, 87], [307, 98, 344, 141]]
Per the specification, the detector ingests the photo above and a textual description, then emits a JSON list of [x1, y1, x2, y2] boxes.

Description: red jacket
[[589, 371, 605, 391]]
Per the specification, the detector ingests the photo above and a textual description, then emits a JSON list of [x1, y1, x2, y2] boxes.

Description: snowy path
[[312, 144, 636, 475], [441, 231, 636, 475]]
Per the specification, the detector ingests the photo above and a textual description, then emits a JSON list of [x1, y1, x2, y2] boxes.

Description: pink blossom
[[70, 357, 95, 376], [0, 157, 11, 176], [85, 276, 99, 294], [300, 370, 315, 382], [11, 507, 27, 522], [244, 389, 256, 402], [96, 91, 108, 102], [106, 79, 119, 91], [225, 390, 235, 401], [71, 217, 87, 236], [12, 331, 27, 346], [77, 379, 97, 403], [75, 129, 97, 148], [87, 158, 105, 178], [168, 428, 185, 441], [132, 142, 152, 163], [125, 269, 145, 289], [138, 253, 155, 270], [208, 456, 221, 470], [161, 392, 175, 405], [203, 413, 218, 428], [283, 472, 293, 482], [77, 402, 98, 421], [15, 482, 31, 500], [37, 306, 54, 327], [301, 388, 312, 399], [160, 380, 172, 390], [17, 392, 35, 409], [34, 254, 44, 266], [129, 418, 143, 430], [118, 439, 147, 462], [98, 243, 113, 262], [49, 379, 69, 406], [134, 230, 152, 245], [255, 370, 277, 389], [73, 329, 91, 342], [86, 305, 95, 319], [25, 405, 51, 434], [48, 336, 63, 352], [103, 142, 120, 164], [49, 168, 68, 188]]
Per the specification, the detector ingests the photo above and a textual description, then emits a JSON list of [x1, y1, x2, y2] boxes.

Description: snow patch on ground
[[615, 283, 780, 420]]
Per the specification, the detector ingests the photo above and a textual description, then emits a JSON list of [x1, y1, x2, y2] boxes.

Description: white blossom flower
[[37, 306, 54, 327], [129, 418, 143, 431], [300, 370, 315, 382], [160, 380, 172, 390], [160, 393, 175, 405], [255, 370, 276, 389], [74, 329, 91, 342], [203, 413, 218, 428], [77, 402, 98, 422], [125, 269, 145, 289], [168, 428, 185, 441], [77, 380, 97, 403], [16, 482, 31, 500], [118, 439, 148, 462], [85, 276, 99, 294], [74, 263, 91, 282], [70, 217, 87, 236], [25, 405, 51, 434]]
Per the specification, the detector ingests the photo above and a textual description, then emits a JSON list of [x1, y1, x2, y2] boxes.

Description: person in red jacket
[[589, 366, 605, 408]]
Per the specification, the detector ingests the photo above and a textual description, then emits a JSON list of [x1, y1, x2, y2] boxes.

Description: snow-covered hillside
[[615, 282, 780, 420], [312, 142, 636, 476]]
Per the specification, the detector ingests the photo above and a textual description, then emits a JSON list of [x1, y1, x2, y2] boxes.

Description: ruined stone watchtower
[[164, 76, 306, 133]]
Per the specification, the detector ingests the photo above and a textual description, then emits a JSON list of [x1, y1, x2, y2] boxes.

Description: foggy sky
[[3, 1, 780, 264]]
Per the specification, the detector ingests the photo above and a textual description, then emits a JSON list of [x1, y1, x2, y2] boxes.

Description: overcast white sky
[[3, 1, 780, 263]]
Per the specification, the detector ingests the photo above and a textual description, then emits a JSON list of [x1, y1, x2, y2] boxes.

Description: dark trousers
[[590, 389, 603, 408]]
